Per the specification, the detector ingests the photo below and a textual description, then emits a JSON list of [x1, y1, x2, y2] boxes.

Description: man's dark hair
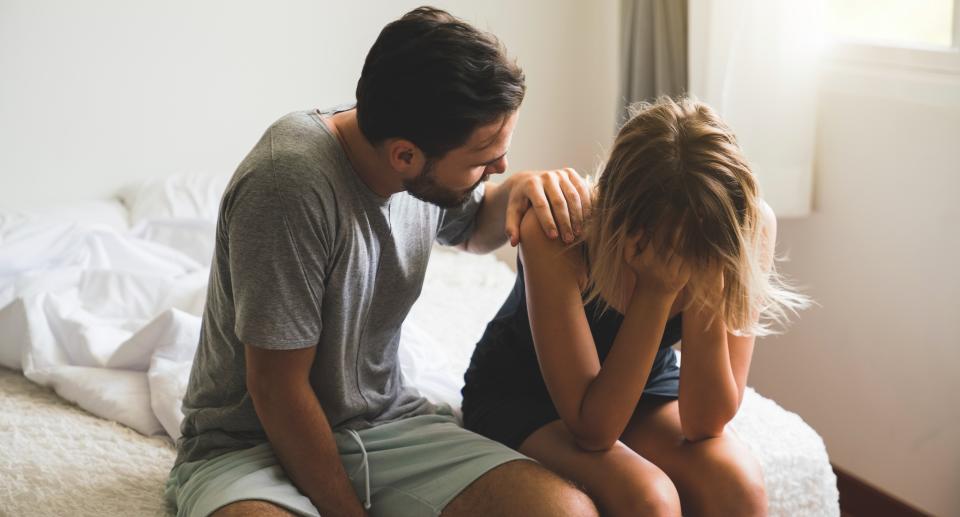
[[355, 6, 526, 158]]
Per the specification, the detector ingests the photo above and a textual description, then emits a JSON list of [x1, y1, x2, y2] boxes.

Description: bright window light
[[827, 0, 955, 48]]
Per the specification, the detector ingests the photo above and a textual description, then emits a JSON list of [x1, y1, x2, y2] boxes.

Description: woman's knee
[[720, 459, 767, 517], [689, 437, 767, 516], [603, 468, 681, 517]]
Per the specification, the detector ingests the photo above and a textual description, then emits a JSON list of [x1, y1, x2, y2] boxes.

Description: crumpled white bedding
[[0, 172, 839, 516], [0, 216, 210, 438], [0, 208, 505, 439]]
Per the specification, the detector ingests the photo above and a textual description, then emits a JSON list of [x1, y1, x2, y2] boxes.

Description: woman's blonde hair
[[582, 97, 809, 336]]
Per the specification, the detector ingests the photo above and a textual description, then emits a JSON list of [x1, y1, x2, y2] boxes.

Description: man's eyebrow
[[477, 151, 507, 166], [470, 116, 510, 151]]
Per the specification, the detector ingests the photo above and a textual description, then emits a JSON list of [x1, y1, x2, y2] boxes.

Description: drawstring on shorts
[[345, 429, 372, 510]]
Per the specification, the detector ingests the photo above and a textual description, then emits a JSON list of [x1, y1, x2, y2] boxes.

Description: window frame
[[826, 0, 960, 74]]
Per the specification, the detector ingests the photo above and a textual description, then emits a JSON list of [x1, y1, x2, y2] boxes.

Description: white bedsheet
[[0, 198, 514, 439]]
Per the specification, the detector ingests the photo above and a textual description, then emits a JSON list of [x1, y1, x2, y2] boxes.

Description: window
[[828, 0, 955, 48], [826, 0, 960, 72]]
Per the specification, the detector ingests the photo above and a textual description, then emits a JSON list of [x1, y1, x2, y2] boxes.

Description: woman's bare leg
[[519, 420, 681, 517], [621, 399, 767, 517]]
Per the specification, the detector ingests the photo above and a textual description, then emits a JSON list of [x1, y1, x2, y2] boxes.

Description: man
[[165, 7, 599, 517]]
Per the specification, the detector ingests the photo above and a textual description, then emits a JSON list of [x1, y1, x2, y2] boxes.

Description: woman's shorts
[[464, 347, 680, 450]]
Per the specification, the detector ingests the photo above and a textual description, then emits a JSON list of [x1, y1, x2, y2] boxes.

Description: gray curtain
[[619, 0, 688, 122]]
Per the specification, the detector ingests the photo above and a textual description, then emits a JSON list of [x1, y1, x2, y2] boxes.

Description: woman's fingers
[[624, 228, 693, 293]]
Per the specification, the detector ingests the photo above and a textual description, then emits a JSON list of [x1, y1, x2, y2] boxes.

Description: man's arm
[[245, 344, 367, 517], [459, 168, 592, 254]]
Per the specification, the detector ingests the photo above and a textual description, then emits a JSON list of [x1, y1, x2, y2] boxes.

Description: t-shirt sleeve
[[435, 182, 486, 246], [224, 168, 331, 350]]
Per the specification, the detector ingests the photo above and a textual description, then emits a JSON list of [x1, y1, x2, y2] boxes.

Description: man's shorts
[[165, 413, 532, 517]]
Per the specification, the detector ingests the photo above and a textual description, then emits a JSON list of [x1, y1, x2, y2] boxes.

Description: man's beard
[[403, 158, 488, 209]]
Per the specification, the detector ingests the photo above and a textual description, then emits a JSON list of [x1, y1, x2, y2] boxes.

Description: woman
[[461, 97, 809, 516]]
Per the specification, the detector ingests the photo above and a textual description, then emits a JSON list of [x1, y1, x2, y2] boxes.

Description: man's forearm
[[460, 177, 514, 254], [251, 382, 366, 517]]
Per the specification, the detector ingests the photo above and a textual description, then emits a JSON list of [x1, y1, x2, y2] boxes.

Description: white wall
[[750, 61, 960, 516], [0, 0, 619, 210]]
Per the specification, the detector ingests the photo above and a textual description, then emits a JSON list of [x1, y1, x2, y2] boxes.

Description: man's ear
[[385, 138, 424, 177]]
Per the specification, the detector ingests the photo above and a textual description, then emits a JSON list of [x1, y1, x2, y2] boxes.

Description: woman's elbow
[[574, 435, 617, 452], [679, 400, 739, 442], [683, 428, 725, 443], [681, 420, 728, 442], [570, 425, 619, 452]]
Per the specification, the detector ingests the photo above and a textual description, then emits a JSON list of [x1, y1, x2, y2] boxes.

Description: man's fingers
[[512, 169, 587, 244], [504, 198, 525, 247], [558, 174, 583, 236], [543, 174, 574, 242], [526, 181, 559, 240], [564, 168, 593, 219]]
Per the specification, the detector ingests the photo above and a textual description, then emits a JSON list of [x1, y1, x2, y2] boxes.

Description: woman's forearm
[[678, 306, 740, 441], [573, 291, 675, 450]]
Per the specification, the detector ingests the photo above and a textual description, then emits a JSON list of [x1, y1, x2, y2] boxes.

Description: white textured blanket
[[0, 173, 838, 516]]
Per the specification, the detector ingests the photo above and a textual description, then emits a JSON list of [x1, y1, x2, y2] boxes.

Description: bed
[[0, 173, 840, 516]]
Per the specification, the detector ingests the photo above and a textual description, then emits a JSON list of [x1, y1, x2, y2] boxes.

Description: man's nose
[[488, 157, 508, 175]]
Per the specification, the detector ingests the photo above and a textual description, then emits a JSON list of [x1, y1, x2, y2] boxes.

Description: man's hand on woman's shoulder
[[504, 168, 593, 247]]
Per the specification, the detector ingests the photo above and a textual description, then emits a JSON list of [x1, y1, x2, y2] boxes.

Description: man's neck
[[327, 110, 401, 198]]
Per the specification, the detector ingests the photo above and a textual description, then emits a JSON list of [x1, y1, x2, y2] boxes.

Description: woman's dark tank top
[[462, 256, 682, 405]]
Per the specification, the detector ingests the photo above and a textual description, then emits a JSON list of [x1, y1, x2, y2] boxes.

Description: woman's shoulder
[[518, 211, 589, 290]]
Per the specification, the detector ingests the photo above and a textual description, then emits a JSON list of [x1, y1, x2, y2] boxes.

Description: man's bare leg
[[208, 461, 598, 517], [211, 499, 299, 516], [441, 459, 599, 517]]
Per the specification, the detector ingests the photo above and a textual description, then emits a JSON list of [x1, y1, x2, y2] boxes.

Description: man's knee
[[500, 460, 598, 517], [445, 460, 598, 517], [210, 499, 299, 517]]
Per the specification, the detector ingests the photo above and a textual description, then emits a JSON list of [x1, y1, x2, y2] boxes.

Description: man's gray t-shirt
[[174, 106, 485, 467]]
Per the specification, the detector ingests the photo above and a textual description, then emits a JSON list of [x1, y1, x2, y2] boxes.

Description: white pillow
[[117, 172, 230, 225], [0, 199, 129, 243]]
